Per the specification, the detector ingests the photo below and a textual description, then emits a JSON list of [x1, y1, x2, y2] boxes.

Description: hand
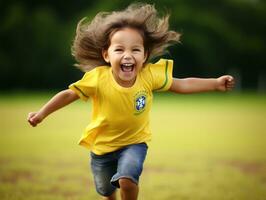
[[27, 112, 44, 127], [216, 75, 235, 91]]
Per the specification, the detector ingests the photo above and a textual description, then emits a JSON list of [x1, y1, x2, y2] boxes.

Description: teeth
[[121, 63, 134, 72], [122, 63, 134, 67]]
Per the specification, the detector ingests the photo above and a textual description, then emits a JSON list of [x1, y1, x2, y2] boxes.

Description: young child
[[27, 3, 235, 200]]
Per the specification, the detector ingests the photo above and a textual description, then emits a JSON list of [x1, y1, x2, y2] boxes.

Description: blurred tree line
[[1, 0, 265, 91]]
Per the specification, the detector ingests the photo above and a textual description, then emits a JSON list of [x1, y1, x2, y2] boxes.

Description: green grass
[[0, 92, 266, 200]]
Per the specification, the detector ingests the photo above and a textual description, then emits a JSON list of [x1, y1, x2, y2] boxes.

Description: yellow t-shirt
[[69, 59, 173, 155]]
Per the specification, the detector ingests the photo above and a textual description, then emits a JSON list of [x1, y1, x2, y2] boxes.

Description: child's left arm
[[169, 75, 235, 94]]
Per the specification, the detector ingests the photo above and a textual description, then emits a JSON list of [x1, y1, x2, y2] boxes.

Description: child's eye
[[114, 49, 123, 52], [133, 49, 141, 52]]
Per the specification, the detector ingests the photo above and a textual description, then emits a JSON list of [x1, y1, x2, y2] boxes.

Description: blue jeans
[[90, 143, 148, 196]]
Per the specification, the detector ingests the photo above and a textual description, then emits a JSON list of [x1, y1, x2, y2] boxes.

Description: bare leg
[[102, 191, 117, 200], [119, 178, 138, 200]]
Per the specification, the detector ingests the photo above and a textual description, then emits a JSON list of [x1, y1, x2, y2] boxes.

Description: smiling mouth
[[121, 63, 134, 72]]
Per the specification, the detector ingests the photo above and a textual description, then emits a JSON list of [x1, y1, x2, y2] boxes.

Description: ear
[[102, 49, 110, 63]]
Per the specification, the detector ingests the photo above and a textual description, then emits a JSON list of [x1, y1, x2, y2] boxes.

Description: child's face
[[102, 28, 147, 87]]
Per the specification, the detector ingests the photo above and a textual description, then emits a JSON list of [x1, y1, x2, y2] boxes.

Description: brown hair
[[72, 3, 181, 71]]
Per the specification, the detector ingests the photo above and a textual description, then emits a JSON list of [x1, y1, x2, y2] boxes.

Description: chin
[[122, 75, 136, 81], [119, 73, 136, 81]]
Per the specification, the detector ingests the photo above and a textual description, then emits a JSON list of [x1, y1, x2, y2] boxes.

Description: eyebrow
[[113, 45, 124, 48], [132, 45, 143, 48]]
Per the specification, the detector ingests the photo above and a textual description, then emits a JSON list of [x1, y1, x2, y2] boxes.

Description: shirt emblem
[[134, 91, 147, 115]]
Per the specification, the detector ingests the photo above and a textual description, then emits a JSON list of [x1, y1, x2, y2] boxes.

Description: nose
[[123, 51, 133, 60]]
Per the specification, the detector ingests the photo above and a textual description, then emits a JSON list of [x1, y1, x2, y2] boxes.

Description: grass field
[[0, 92, 266, 200]]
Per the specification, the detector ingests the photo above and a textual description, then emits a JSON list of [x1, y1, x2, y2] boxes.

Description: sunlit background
[[0, 0, 265, 199]]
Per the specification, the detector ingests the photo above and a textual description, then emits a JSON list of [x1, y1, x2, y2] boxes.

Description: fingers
[[225, 76, 235, 91], [218, 75, 235, 91], [27, 112, 36, 120], [28, 117, 37, 127], [27, 112, 39, 127], [28, 119, 37, 127]]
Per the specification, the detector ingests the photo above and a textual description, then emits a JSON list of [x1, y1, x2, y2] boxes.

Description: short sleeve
[[68, 69, 99, 101], [150, 59, 173, 91]]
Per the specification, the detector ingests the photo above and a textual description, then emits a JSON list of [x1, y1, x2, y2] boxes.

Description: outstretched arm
[[169, 75, 235, 94], [27, 89, 79, 127]]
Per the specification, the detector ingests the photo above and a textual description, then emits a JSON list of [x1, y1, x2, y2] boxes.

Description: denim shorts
[[90, 143, 148, 197]]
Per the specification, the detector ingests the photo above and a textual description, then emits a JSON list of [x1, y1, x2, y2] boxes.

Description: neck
[[112, 71, 136, 88]]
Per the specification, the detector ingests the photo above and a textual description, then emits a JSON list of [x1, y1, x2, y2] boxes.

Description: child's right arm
[[27, 89, 79, 127]]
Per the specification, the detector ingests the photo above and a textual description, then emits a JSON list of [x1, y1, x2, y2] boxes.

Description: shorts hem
[[96, 188, 116, 197], [111, 175, 138, 188]]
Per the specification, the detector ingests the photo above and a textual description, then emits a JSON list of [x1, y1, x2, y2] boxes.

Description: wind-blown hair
[[72, 3, 180, 71]]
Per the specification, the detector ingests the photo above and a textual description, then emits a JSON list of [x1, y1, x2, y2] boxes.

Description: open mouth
[[121, 63, 134, 72]]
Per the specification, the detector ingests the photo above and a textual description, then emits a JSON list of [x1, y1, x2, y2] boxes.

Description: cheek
[[109, 54, 121, 62], [112, 64, 121, 72]]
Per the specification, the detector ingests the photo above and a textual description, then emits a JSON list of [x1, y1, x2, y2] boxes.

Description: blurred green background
[[1, 0, 266, 91], [1, 0, 266, 200]]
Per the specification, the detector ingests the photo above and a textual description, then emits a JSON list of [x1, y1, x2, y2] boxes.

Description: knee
[[119, 178, 137, 191]]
